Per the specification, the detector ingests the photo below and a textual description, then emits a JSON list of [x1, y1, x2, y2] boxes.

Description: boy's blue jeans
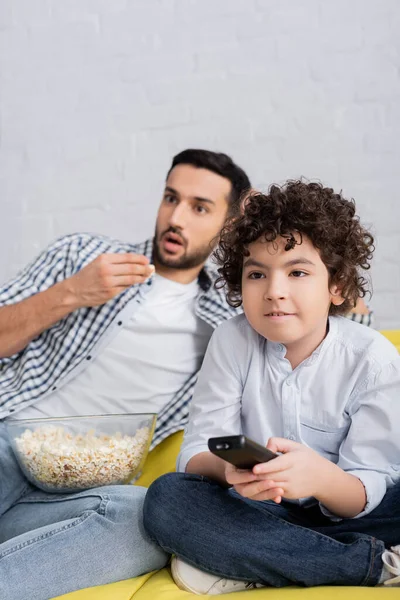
[[0, 423, 168, 600], [144, 472, 400, 587]]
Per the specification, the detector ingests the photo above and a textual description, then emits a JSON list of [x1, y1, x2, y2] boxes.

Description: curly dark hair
[[215, 180, 374, 316]]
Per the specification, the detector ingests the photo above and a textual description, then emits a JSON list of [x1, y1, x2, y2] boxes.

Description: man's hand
[[0, 252, 155, 358], [66, 253, 155, 308]]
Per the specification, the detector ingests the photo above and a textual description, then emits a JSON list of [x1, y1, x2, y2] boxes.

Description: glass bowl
[[5, 413, 156, 493]]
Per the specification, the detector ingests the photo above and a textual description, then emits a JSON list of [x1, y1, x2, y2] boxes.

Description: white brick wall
[[0, 0, 399, 328]]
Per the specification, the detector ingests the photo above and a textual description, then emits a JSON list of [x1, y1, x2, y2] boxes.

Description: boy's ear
[[330, 284, 345, 306]]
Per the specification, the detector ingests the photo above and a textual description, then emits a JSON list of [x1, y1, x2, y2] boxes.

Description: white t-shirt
[[19, 274, 213, 418]]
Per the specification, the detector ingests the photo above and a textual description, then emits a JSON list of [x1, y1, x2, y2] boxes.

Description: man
[[0, 149, 251, 438], [0, 149, 251, 600]]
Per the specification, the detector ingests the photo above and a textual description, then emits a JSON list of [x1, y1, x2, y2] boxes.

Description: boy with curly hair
[[144, 180, 400, 592]]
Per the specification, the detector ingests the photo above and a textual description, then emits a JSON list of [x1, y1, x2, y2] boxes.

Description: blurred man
[[0, 149, 251, 600]]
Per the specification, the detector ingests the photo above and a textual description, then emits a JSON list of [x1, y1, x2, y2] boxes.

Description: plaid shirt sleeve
[[0, 237, 74, 306], [0, 234, 146, 417], [0, 233, 113, 307], [347, 310, 375, 328]]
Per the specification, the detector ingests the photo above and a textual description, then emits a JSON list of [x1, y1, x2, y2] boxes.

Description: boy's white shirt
[[177, 314, 400, 519]]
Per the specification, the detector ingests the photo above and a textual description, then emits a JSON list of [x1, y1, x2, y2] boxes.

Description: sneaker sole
[[171, 557, 203, 594]]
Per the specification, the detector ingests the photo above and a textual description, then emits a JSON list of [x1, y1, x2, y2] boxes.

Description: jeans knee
[[94, 485, 169, 574], [101, 485, 148, 525], [143, 473, 187, 540]]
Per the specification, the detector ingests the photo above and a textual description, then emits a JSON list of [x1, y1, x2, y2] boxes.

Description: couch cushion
[[58, 567, 400, 599]]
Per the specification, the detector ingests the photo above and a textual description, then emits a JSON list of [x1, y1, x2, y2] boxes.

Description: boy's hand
[[252, 438, 331, 501], [224, 438, 332, 503], [224, 462, 284, 504]]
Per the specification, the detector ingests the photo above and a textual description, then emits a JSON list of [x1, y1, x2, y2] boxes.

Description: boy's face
[[241, 234, 344, 367]]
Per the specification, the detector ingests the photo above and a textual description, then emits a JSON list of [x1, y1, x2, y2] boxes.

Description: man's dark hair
[[215, 180, 374, 316], [167, 149, 251, 214]]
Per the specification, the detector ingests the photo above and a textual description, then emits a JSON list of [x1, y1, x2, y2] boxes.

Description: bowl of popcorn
[[6, 413, 156, 493]]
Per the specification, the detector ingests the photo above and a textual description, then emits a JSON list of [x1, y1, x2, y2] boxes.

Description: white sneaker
[[380, 545, 400, 586], [171, 556, 263, 595]]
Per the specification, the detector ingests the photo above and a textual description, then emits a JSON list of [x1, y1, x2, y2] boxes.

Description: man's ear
[[330, 284, 345, 306]]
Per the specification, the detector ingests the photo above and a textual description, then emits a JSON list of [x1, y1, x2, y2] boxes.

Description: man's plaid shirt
[[0, 233, 238, 447]]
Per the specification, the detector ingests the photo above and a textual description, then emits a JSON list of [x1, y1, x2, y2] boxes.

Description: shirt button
[[278, 344, 284, 352], [117, 321, 122, 326], [86, 355, 92, 361], [289, 435, 296, 441], [286, 378, 292, 386]]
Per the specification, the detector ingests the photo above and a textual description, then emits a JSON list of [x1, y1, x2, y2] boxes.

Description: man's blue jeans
[[0, 423, 168, 600], [143, 472, 400, 587]]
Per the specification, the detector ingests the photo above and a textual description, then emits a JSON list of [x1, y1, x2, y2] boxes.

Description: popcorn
[[14, 425, 150, 490]]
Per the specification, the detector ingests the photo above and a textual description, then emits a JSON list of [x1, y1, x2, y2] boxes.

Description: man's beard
[[153, 228, 214, 271]]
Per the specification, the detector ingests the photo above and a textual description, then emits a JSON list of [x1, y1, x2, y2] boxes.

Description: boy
[[143, 180, 400, 592]]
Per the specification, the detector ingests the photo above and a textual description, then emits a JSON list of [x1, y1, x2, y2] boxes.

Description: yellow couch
[[58, 331, 400, 600]]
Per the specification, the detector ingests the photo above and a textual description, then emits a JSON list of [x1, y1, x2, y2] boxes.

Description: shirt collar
[[268, 316, 338, 367]]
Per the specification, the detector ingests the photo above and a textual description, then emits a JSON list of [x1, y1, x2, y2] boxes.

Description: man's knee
[[100, 484, 149, 523], [93, 485, 169, 574]]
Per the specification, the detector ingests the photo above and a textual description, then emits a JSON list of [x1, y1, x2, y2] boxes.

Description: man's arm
[[0, 253, 154, 358], [350, 298, 370, 315], [0, 281, 79, 357]]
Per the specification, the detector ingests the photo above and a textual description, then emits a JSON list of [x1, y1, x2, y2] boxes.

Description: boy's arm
[[250, 438, 366, 516], [320, 357, 400, 519], [177, 319, 244, 478], [247, 353, 400, 516], [314, 462, 367, 517], [186, 452, 228, 486]]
